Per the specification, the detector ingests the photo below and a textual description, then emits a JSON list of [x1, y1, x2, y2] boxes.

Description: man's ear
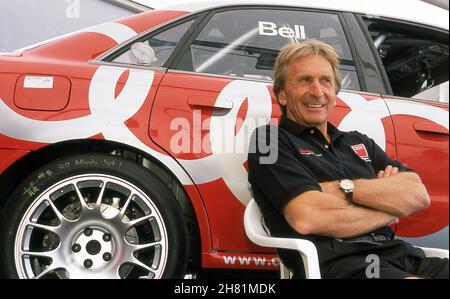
[[278, 90, 287, 106]]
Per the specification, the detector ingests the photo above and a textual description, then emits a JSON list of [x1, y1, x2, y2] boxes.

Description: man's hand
[[353, 169, 430, 217], [390, 217, 400, 225], [377, 165, 399, 178], [318, 165, 429, 217]]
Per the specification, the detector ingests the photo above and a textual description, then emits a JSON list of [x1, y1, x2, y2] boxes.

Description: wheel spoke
[[21, 249, 55, 260], [20, 249, 65, 279], [125, 214, 154, 230], [45, 199, 70, 225], [33, 266, 55, 279], [119, 193, 134, 218], [129, 257, 155, 275], [128, 241, 162, 252], [27, 222, 60, 235], [95, 181, 107, 207], [32, 260, 66, 279], [73, 183, 90, 210]]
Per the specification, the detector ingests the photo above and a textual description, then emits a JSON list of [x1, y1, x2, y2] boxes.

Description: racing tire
[[0, 154, 189, 279]]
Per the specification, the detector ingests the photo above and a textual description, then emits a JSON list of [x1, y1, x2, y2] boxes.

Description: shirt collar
[[279, 115, 344, 141]]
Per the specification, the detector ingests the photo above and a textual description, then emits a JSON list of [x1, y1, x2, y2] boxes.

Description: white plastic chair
[[244, 199, 321, 279], [244, 199, 449, 279], [416, 246, 449, 259]]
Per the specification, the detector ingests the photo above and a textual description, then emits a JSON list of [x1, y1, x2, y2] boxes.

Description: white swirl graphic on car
[[0, 65, 193, 185], [1, 66, 151, 143]]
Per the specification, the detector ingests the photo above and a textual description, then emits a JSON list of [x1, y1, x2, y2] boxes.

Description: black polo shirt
[[247, 116, 413, 267]]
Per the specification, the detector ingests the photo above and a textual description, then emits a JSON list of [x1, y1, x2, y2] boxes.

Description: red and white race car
[[0, 0, 448, 279]]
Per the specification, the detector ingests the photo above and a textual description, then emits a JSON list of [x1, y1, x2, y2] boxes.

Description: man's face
[[278, 54, 337, 133]]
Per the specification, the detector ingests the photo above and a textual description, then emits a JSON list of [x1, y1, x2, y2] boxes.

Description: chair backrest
[[244, 199, 321, 279]]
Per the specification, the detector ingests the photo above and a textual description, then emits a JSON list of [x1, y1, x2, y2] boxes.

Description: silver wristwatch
[[339, 179, 354, 201]]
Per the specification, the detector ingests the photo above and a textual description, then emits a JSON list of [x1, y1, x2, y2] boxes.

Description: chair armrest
[[244, 200, 321, 279], [254, 234, 321, 279], [417, 246, 449, 259]]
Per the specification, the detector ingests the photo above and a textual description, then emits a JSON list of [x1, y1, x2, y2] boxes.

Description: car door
[[150, 6, 397, 259], [359, 15, 449, 249], [382, 96, 448, 248]]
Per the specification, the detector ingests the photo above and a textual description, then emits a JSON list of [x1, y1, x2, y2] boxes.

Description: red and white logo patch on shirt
[[299, 148, 323, 157], [299, 148, 315, 155], [351, 143, 371, 162]]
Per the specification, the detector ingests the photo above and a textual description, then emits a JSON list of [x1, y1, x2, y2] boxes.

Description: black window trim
[[341, 12, 388, 95], [160, 11, 209, 69], [355, 14, 395, 96], [166, 8, 215, 70], [338, 13, 367, 92]]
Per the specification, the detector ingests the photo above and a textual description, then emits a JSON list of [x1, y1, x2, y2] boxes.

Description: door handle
[[187, 96, 233, 110], [413, 122, 449, 135]]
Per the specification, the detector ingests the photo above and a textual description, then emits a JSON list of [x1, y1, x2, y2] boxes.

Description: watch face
[[340, 179, 354, 190]]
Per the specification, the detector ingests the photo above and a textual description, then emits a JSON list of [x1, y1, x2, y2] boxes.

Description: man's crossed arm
[[283, 166, 430, 239]]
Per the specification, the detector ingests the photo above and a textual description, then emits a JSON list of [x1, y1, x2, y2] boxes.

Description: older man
[[248, 40, 448, 279]]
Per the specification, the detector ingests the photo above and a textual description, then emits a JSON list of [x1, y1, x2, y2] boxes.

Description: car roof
[[160, 0, 449, 31]]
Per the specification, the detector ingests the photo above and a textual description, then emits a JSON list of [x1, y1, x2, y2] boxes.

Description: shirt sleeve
[[248, 125, 322, 214], [360, 133, 415, 173]]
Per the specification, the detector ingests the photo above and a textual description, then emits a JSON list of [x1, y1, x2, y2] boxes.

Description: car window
[[363, 17, 449, 103], [176, 9, 360, 91], [111, 19, 194, 67]]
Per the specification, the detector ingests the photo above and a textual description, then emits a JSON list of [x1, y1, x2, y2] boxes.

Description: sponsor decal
[[258, 21, 306, 39], [24, 76, 54, 89], [222, 255, 280, 267]]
